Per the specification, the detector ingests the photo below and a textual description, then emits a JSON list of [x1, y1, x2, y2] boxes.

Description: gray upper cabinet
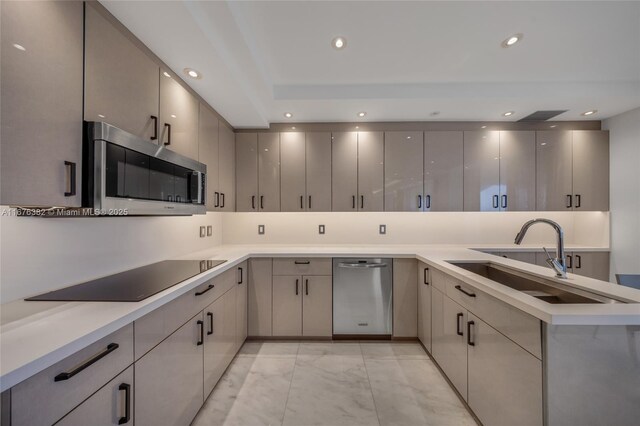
[[573, 130, 609, 211], [84, 3, 159, 141], [236, 133, 258, 211], [198, 103, 219, 211], [332, 132, 359, 211], [424, 131, 464, 212], [385, 132, 424, 211], [280, 132, 307, 211], [159, 70, 199, 160], [536, 131, 573, 211], [219, 123, 236, 211], [499, 131, 536, 211], [306, 132, 332, 211], [464, 131, 500, 211], [357, 131, 385, 212], [1, 0, 83, 207], [258, 133, 281, 211]]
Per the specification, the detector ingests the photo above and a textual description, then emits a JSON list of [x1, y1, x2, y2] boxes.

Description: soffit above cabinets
[[101, 0, 640, 128]]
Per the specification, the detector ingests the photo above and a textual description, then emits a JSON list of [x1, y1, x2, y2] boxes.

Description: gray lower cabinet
[[248, 258, 273, 336], [302, 275, 333, 337], [572, 130, 609, 211], [159, 69, 199, 160], [417, 262, 432, 351], [385, 131, 424, 211], [393, 259, 418, 337], [236, 262, 248, 349], [57, 366, 134, 426], [199, 103, 219, 211], [357, 132, 385, 212], [424, 131, 464, 212], [280, 132, 307, 211], [236, 133, 259, 211], [135, 313, 204, 426], [219, 122, 236, 211], [84, 2, 159, 142], [467, 313, 543, 426], [272, 275, 303, 336], [306, 132, 332, 211], [203, 296, 227, 398], [331, 132, 359, 211], [1, 0, 83, 207]]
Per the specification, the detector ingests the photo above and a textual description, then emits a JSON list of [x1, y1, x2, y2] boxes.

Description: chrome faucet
[[514, 218, 567, 279]]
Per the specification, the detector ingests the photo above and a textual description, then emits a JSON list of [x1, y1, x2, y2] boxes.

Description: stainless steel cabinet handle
[[337, 262, 388, 269]]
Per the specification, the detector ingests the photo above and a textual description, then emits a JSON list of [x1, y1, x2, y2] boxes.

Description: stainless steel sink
[[448, 262, 623, 304]]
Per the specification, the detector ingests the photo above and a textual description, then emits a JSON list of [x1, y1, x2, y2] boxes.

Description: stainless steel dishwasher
[[333, 258, 393, 336]]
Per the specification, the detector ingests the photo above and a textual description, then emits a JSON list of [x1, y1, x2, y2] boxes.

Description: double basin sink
[[448, 261, 623, 304]]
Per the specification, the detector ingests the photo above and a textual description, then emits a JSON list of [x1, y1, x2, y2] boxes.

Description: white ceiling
[[102, 1, 640, 128]]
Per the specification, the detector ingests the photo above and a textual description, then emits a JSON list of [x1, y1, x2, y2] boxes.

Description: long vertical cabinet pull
[[418, 195, 422, 209], [423, 267, 429, 285], [118, 383, 131, 424], [456, 313, 464, 336], [251, 195, 256, 210], [575, 255, 582, 269], [426, 195, 431, 209], [295, 279, 299, 296], [308, 195, 312, 210], [467, 321, 476, 346], [150, 115, 159, 141], [360, 195, 364, 209], [501, 194, 508, 209], [64, 161, 76, 197], [575, 194, 581, 208], [238, 267, 244, 284], [305, 279, 309, 296], [300, 195, 304, 209], [566, 255, 573, 269], [206, 312, 213, 335], [220, 193, 225, 208], [260, 195, 264, 210], [163, 123, 171, 145], [214, 192, 220, 208], [492, 195, 499, 209], [352, 195, 356, 210], [197, 320, 204, 345], [566, 194, 573, 208]]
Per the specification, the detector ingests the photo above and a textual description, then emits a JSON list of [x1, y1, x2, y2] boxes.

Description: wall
[[0, 209, 223, 303], [222, 211, 609, 247], [603, 108, 640, 280]]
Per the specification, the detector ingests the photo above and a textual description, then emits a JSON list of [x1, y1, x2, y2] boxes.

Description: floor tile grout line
[[360, 342, 384, 426], [279, 342, 300, 426]]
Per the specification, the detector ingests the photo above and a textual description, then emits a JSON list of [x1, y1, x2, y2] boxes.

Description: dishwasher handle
[[337, 262, 388, 269]]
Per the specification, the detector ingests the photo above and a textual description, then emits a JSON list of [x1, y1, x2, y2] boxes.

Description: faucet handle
[[542, 247, 554, 261]]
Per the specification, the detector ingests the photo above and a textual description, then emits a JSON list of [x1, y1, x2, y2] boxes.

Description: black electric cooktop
[[26, 260, 226, 302]]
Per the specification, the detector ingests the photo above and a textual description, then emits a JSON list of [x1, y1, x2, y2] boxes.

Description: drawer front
[[273, 258, 332, 276], [11, 324, 134, 426], [445, 275, 541, 359], [430, 267, 447, 292], [57, 365, 134, 426], [135, 267, 237, 359]]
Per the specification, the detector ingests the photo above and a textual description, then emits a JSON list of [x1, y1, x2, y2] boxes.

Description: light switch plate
[[199, 226, 206, 238], [319, 224, 325, 235], [379, 224, 386, 235], [206, 225, 212, 237], [258, 224, 265, 235]]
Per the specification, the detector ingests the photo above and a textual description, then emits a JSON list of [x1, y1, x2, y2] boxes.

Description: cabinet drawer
[[445, 275, 541, 359], [273, 258, 332, 276], [135, 266, 238, 359], [57, 365, 134, 426], [430, 267, 447, 293], [11, 324, 133, 426]]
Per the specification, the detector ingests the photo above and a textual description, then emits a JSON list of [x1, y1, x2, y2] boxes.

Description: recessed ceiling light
[[332, 36, 347, 50], [163, 71, 171, 78], [501, 33, 523, 48], [549, 124, 557, 128], [183, 68, 201, 79], [503, 111, 515, 117], [284, 112, 293, 118], [98, 114, 105, 119], [481, 125, 487, 129], [13, 43, 26, 51], [357, 112, 366, 117], [355, 126, 359, 129], [581, 109, 597, 116], [171, 114, 177, 118], [291, 126, 296, 130], [406, 136, 412, 139]]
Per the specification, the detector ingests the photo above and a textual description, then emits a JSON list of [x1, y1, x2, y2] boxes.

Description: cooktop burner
[[26, 259, 226, 302]]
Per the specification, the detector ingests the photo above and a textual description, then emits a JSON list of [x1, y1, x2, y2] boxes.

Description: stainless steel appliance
[[84, 121, 206, 215], [26, 260, 226, 302], [333, 258, 393, 336]]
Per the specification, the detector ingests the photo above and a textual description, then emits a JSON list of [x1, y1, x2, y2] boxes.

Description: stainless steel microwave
[[83, 122, 206, 215]]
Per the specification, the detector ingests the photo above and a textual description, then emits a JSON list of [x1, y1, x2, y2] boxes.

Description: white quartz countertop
[[0, 243, 637, 392]]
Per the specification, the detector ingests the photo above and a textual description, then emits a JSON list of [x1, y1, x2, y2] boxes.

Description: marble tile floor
[[192, 341, 478, 426]]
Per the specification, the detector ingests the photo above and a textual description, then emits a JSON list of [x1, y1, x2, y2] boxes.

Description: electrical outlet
[[379, 224, 386, 235], [199, 226, 206, 238], [207, 225, 212, 236], [319, 224, 325, 235], [258, 224, 265, 235]]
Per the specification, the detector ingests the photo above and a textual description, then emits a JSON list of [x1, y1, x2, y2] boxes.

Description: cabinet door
[[84, 3, 158, 141], [219, 122, 236, 211], [302, 276, 333, 337], [258, 133, 281, 211], [57, 366, 134, 426], [280, 132, 306, 211], [464, 131, 500, 211], [248, 258, 273, 336], [223, 286, 238, 365], [272, 276, 303, 336], [159, 70, 199, 159], [573, 252, 610, 282], [417, 262, 432, 352], [332, 132, 358, 211], [204, 297, 226, 397], [135, 313, 204, 426], [467, 313, 543, 426], [236, 133, 258, 211], [424, 131, 463, 212], [358, 131, 385, 211], [393, 259, 418, 337], [499, 131, 536, 211], [1, 0, 83, 207], [573, 130, 609, 211], [198, 103, 219, 211], [432, 291, 468, 399], [384, 131, 424, 211], [536, 131, 573, 211], [236, 262, 248, 350], [306, 132, 332, 211]]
